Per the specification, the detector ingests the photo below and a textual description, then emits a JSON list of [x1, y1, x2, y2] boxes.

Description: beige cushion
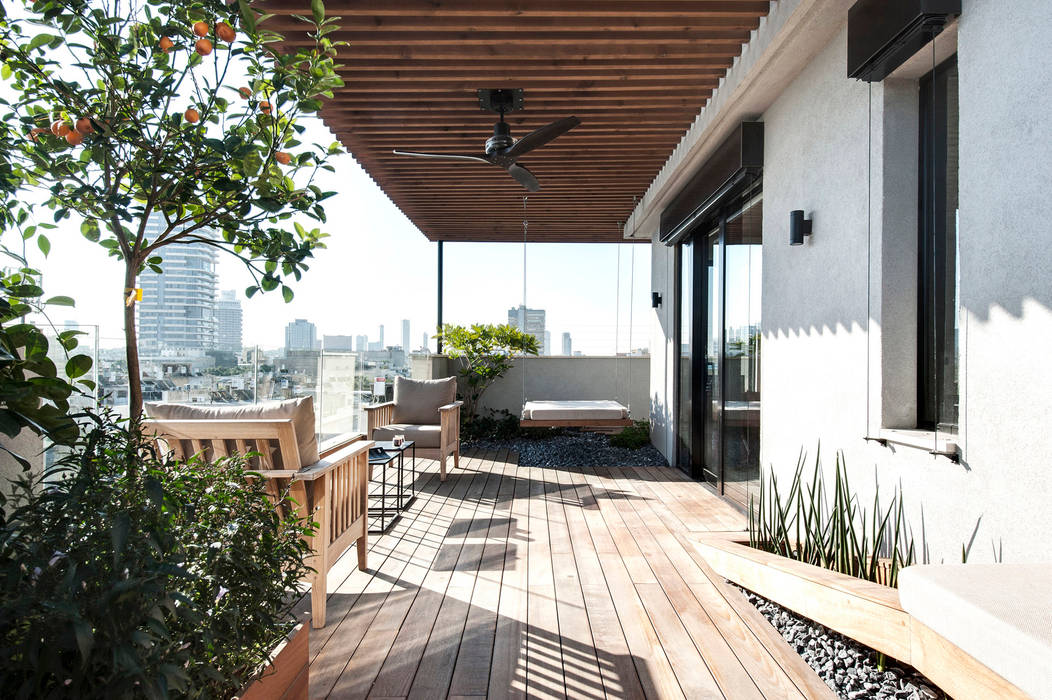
[[898, 563, 1052, 700], [145, 397, 319, 468], [372, 424, 442, 448], [391, 376, 456, 425], [521, 400, 629, 421]]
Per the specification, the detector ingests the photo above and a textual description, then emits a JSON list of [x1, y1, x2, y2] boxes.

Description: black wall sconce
[[651, 291, 662, 308], [789, 210, 813, 246]]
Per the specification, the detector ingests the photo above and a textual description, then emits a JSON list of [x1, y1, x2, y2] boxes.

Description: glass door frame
[[674, 180, 762, 504]]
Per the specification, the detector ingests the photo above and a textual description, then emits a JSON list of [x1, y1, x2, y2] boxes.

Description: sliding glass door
[[675, 192, 762, 509]]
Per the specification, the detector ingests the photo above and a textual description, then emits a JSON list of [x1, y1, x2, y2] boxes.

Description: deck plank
[[488, 458, 531, 699], [312, 451, 838, 700]]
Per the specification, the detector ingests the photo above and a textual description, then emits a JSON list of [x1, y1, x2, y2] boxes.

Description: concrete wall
[[648, 0, 1052, 563], [414, 355, 650, 422]]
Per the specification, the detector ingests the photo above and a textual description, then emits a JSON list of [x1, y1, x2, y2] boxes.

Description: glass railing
[[90, 341, 406, 443]]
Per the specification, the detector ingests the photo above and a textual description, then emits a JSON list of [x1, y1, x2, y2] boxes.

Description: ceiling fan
[[392, 88, 580, 192]]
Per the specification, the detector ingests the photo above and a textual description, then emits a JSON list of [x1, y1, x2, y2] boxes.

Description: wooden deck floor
[[302, 449, 834, 700]]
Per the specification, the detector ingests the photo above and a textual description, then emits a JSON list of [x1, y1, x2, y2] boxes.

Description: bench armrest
[[363, 402, 395, 413], [438, 401, 464, 413], [293, 440, 374, 481]]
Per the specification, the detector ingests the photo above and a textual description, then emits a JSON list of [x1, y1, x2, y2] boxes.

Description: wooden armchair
[[365, 376, 462, 481], [145, 418, 370, 629]]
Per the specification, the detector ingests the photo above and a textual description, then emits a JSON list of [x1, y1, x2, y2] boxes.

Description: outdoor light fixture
[[651, 291, 662, 308], [789, 210, 813, 246]]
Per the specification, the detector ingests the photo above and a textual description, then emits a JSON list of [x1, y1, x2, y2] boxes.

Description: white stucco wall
[[649, 0, 1052, 563]]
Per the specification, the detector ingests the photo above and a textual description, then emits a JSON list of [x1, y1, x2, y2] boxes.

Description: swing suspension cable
[[614, 238, 622, 407], [628, 240, 635, 412], [521, 194, 528, 405]]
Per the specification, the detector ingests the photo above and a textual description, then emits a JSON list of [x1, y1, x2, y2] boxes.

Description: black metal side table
[[367, 440, 416, 533]]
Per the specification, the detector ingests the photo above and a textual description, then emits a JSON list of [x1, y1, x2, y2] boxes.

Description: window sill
[[877, 428, 958, 455]]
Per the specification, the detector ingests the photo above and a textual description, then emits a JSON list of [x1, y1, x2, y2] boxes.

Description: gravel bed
[[464, 431, 668, 468], [736, 587, 943, 700]]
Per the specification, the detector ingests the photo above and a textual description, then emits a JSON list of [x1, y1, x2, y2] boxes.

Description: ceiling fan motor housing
[[486, 121, 514, 154]]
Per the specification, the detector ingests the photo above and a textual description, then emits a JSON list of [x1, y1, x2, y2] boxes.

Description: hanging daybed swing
[[517, 197, 634, 429]]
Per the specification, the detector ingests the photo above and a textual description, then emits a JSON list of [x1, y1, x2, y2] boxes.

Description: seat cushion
[[372, 424, 442, 448], [391, 376, 456, 425], [145, 397, 319, 467], [898, 563, 1052, 699], [521, 400, 628, 421]]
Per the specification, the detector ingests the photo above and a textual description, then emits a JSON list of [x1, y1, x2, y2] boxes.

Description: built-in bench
[[899, 564, 1052, 700]]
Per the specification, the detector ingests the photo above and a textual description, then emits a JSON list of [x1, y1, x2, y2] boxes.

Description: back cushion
[[391, 376, 456, 425], [144, 396, 319, 467]]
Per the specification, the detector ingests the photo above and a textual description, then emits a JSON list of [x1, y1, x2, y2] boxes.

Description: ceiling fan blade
[[392, 150, 491, 163], [507, 163, 540, 192], [503, 116, 580, 159]]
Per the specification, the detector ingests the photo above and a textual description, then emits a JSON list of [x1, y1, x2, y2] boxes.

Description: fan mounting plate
[[478, 88, 524, 115]]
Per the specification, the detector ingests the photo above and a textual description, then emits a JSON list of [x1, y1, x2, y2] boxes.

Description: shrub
[[0, 413, 313, 698], [435, 323, 539, 422], [609, 421, 651, 450], [461, 408, 521, 442], [748, 449, 915, 587]]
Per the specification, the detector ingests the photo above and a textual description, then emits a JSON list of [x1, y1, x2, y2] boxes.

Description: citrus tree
[[0, 0, 344, 418], [436, 323, 540, 422]]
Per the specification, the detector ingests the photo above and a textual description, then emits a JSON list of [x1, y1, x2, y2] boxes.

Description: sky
[[28, 117, 653, 355]]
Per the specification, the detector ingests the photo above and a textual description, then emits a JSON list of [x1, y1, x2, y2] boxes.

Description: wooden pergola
[[261, 1, 770, 243]]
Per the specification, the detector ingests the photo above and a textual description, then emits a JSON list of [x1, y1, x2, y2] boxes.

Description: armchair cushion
[[371, 423, 442, 448], [144, 396, 319, 468], [391, 376, 456, 425]]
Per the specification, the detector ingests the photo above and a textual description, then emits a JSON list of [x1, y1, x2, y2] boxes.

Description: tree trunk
[[124, 260, 143, 421]]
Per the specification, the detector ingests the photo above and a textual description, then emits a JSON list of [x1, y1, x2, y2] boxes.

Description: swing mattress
[[521, 400, 630, 423]]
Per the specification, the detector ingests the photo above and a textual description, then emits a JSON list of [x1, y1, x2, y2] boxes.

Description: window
[[917, 55, 959, 431]]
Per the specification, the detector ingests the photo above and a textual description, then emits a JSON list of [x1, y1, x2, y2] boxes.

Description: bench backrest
[[144, 418, 305, 473]]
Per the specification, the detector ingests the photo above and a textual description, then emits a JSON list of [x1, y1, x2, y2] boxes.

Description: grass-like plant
[[609, 421, 651, 450], [748, 449, 916, 588]]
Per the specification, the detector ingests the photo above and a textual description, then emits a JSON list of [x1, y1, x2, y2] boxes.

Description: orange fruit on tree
[[258, 100, 272, 115], [28, 127, 49, 142], [215, 22, 236, 43], [274, 151, 292, 165], [184, 108, 200, 123], [238, 86, 251, 99], [193, 21, 210, 37], [75, 118, 94, 135], [195, 38, 213, 56], [51, 120, 71, 137], [65, 130, 84, 146], [159, 36, 174, 53]]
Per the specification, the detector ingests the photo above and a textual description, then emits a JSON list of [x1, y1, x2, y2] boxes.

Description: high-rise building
[[401, 319, 410, 351], [137, 214, 218, 353], [355, 334, 368, 352], [216, 290, 243, 354], [421, 332, 429, 352], [561, 332, 572, 356], [322, 335, 354, 351], [508, 305, 547, 354], [544, 331, 551, 357], [378, 324, 385, 348], [284, 319, 317, 353]]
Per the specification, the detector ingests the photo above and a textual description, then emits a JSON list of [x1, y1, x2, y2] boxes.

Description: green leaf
[[65, 354, 93, 379], [28, 33, 57, 51], [238, 0, 258, 34], [281, 285, 294, 303], [0, 63, 11, 80], [45, 295, 75, 307], [37, 235, 50, 257], [73, 619, 94, 662], [311, 0, 325, 24]]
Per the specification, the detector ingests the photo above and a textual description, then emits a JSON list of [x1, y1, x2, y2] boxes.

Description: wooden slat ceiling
[[261, 1, 770, 243]]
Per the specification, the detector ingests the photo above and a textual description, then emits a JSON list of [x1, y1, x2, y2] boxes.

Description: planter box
[[235, 622, 309, 700], [692, 533, 911, 661], [691, 533, 1032, 700]]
